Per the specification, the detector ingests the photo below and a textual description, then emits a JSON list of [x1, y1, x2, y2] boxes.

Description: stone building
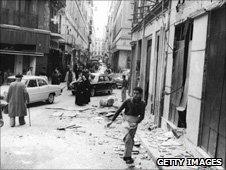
[[106, 1, 133, 72], [0, 0, 93, 78], [0, 0, 53, 76], [130, 0, 226, 167]]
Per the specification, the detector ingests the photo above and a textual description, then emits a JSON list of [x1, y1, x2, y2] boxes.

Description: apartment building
[[106, 1, 133, 72], [0, 0, 54, 76], [130, 0, 226, 167]]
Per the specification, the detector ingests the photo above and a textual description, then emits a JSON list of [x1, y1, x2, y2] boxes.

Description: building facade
[[0, 0, 93, 79], [106, 1, 133, 72], [130, 0, 226, 168], [57, 0, 93, 70], [0, 0, 52, 76]]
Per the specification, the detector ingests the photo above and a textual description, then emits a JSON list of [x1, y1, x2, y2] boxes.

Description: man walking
[[121, 75, 128, 102], [107, 87, 146, 164], [6, 73, 30, 127]]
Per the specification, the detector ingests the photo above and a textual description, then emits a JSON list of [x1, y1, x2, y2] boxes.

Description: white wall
[[186, 14, 208, 146]]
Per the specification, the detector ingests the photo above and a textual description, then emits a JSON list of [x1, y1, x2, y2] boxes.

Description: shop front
[[0, 25, 50, 76]]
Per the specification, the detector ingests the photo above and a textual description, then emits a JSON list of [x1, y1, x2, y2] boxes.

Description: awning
[[0, 26, 50, 53], [0, 49, 44, 56], [50, 33, 65, 43]]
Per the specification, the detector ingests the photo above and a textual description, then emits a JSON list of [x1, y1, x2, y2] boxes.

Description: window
[[104, 76, 109, 81], [27, 79, 37, 88], [37, 79, 47, 86], [98, 76, 104, 82]]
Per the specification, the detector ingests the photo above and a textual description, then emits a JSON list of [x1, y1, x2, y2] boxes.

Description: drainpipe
[[158, 0, 173, 127]]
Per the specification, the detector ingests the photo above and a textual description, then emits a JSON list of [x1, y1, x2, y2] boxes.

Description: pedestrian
[[26, 67, 33, 75], [52, 68, 61, 85], [6, 73, 30, 127], [107, 87, 146, 164], [3, 69, 11, 84], [121, 75, 128, 102], [83, 72, 91, 104], [65, 67, 75, 90], [75, 73, 85, 106]]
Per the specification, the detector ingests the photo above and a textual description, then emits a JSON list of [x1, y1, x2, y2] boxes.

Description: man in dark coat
[[6, 73, 30, 127]]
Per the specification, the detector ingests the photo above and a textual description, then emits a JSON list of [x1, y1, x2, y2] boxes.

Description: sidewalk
[[136, 114, 212, 170]]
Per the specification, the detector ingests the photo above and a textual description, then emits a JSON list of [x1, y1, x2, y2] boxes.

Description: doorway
[[169, 19, 193, 127], [144, 39, 152, 104], [199, 6, 226, 168]]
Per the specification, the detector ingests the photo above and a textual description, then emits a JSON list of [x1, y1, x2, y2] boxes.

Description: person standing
[[52, 68, 61, 85], [65, 67, 75, 90], [3, 69, 11, 84], [6, 73, 30, 127], [26, 67, 33, 75], [121, 75, 128, 102], [107, 87, 146, 164], [83, 73, 91, 104], [75, 73, 85, 106]]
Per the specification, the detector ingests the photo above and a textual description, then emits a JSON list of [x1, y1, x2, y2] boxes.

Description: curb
[[137, 132, 162, 170]]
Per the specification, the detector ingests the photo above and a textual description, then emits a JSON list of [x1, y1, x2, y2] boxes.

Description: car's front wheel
[[47, 93, 55, 104], [90, 89, 95, 97]]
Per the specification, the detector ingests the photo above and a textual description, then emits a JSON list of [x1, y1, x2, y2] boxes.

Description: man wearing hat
[[6, 73, 30, 127]]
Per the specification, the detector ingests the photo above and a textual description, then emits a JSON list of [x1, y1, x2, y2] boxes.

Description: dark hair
[[133, 87, 143, 94]]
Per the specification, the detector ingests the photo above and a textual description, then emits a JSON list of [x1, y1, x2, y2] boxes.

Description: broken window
[[169, 18, 193, 128]]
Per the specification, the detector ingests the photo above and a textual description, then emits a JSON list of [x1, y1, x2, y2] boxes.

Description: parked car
[[109, 70, 130, 89], [109, 73, 123, 89], [0, 75, 63, 104], [70, 73, 116, 96]]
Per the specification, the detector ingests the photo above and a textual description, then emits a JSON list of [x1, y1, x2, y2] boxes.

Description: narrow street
[[1, 87, 157, 169]]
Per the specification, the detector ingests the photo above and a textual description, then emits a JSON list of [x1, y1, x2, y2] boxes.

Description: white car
[[0, 75, 63, 104]]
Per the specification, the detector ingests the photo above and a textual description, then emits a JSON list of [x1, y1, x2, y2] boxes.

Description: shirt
[[112, 98, 146, 123]]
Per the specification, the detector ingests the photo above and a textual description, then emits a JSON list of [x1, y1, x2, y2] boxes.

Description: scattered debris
[[78, 108, 94, 112], [161, 139, 182, 146], [57, 124, 82, 131], [163, 131, 174, 139], [99, 97, 115, 107], [105, 112, 115, 118], [148, 124, 157, 131], [46, 107, 76, 111], [172, 128, 185, 138]]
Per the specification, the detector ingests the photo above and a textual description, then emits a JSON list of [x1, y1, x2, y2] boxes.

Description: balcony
[[0, 8, 38, 28]]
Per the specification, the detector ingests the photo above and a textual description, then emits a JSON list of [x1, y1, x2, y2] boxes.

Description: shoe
[[10, 117, 15, 127], [19, 117, 26, 125], [123, 157, 132, 161], [126, 158, 134, 164]]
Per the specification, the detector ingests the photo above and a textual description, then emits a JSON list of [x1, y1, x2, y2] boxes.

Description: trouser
[[123, 126, 137, 158], [10, 116, 25, 127], [123, 115, 139, 158], [121, 87, 127, 102]]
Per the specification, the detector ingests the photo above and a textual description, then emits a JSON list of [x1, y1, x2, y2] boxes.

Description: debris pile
[[99, 97, 116, 107]]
